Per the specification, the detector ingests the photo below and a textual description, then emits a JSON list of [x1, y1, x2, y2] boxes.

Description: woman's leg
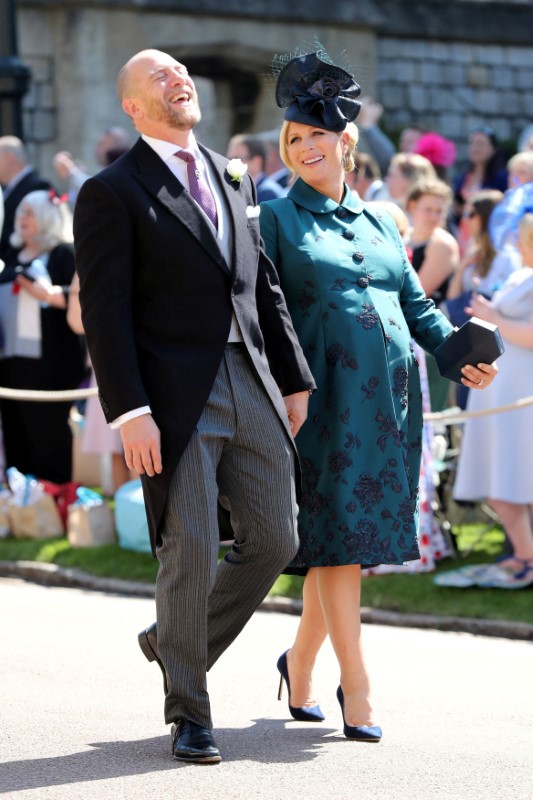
[[488, 499, 533, 563], [315, 564, 375, 726], [285, 568, 328, 707]]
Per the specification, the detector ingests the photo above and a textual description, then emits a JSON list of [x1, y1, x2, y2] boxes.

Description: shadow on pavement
[[0, 719, 340, 791]]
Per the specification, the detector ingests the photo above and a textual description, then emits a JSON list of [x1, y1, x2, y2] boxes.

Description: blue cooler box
[[114, 479, 151, 553]]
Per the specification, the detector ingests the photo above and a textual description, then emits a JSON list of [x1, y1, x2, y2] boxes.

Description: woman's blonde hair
[[508, 150, 533, 179], [279, 120, 359, 176], [10, 190, 74, 251]]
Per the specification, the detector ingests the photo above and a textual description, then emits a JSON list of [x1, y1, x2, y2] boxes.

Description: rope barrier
[[0, 383, 531, 425], [0, 386, 99, 402], [423, 395, 533, 424]]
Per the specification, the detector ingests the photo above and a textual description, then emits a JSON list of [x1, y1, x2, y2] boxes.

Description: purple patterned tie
[[176, 150, 218, 229]]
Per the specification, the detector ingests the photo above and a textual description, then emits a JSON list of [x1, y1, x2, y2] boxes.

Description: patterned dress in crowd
[[260, 180, 453, 568]]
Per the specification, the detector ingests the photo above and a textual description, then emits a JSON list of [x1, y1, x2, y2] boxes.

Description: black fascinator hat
[[275, 50, 362, 132]]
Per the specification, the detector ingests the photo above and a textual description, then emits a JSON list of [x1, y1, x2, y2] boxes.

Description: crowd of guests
[[0, 92, 532, 592]]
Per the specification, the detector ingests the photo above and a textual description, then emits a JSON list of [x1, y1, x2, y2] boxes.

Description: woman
[[453, 213, 533, 589], [454, 126, 508, 209], [0, 190, 85, 483], [447, 189, 513, 322], [454, 126, 508, 253], [405, 179, 459, 307], [385, 152, 436, 211], [260, 49, 497, 741], [404, 179, 460, 411]]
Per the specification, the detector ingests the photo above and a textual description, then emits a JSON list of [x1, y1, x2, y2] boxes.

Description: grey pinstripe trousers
[[155, 346, 299, 728]]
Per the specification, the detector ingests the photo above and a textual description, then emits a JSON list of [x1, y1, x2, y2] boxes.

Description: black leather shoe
[[138, 622, 168, 693], [171, 720, 222, 764]]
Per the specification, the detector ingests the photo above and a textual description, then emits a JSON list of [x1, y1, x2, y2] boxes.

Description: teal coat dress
[[260, 179, 453, 568]]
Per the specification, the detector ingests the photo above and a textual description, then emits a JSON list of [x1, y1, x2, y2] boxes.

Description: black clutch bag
[[434, 317, 505, 383]]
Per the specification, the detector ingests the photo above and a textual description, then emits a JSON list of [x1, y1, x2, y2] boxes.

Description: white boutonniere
[[226, 158, 248, 184]]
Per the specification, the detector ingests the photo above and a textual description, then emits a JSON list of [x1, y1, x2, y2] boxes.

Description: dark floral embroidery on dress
[[328, 449, 353, 474], [375, 410, 405, 450], [318, 424, 331, 441], [392, 366, 408, 409], [353, 473, 384, 513], [294, 534, 326, 566], [298, 288, 316, 315], [331, 277, 357, 292], [398, 494, 417, 531], [302, 490, 330, 517], [340, 407, 350, 424], [344, 431, 361, 451], [357, 304, 379, 330], [301, 457, 321, 492], [378, 459, 403, 494], [361, 375, 379, 401], [326, 343, 358, 370], [342, 519, 396, 563]]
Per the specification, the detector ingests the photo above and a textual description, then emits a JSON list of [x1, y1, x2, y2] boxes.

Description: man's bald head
[[116, 49, 200, 142]]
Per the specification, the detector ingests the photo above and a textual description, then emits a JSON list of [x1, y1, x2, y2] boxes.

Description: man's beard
[[148, 92, 201, 130]]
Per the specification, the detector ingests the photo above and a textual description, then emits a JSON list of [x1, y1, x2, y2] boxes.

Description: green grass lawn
[[1, 522, 531, 625]]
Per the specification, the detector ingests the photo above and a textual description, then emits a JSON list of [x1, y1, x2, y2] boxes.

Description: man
[[74, 49, 315, 765], [0, 136, 52, 260], [226, 133, 286, 202], [53, 126, 132, 206]]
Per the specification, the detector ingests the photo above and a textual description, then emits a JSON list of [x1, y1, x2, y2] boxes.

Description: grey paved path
[[1, 577, 531, 800]]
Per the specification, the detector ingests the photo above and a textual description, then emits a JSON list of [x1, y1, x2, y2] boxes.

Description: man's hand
[[283, 391, 310, 438], [120, 414, 162, 476], [53, 151, 76, 180]]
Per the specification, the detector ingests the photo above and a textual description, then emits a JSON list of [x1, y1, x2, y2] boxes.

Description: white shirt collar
[[141, 133, 201, 163]]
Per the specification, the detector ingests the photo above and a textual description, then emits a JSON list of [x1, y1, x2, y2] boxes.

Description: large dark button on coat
[[352, 251, 364, 263], [357, 276, 369, 288], [343, 230, 355, 240], [336, 207, 348, 219]]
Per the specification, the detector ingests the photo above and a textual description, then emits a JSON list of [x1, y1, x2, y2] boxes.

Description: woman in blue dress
[[260, 48, 497, 741]]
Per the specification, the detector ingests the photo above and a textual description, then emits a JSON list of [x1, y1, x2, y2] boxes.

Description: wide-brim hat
[[275, 51, 361, 132]]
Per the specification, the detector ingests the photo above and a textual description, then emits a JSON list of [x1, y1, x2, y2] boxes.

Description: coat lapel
[[200, 145, 252, 278], [131, 139, 230, 275]]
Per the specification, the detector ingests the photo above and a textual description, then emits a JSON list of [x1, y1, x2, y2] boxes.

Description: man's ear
[[122, 97, 142, 119]]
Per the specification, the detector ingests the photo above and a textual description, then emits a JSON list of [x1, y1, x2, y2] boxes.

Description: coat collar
[[287, 177, 364, 216]]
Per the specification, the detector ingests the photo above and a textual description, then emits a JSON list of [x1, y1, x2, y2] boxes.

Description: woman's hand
[[460, 361, 498, 389], [16, 274, 66, 309]]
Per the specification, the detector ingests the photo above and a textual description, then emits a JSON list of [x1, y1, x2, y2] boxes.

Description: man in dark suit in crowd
[[226, 133, 286, 201], [0, 136, 52, 260], [73, 49, 315, 764]]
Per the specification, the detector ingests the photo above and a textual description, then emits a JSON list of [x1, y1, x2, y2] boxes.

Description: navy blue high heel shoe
[[277, 651, 325, 722], [336, 685, 382, 742]]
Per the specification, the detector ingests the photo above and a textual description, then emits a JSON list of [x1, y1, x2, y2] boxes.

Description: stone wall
[[377, 37, 533, 164]]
